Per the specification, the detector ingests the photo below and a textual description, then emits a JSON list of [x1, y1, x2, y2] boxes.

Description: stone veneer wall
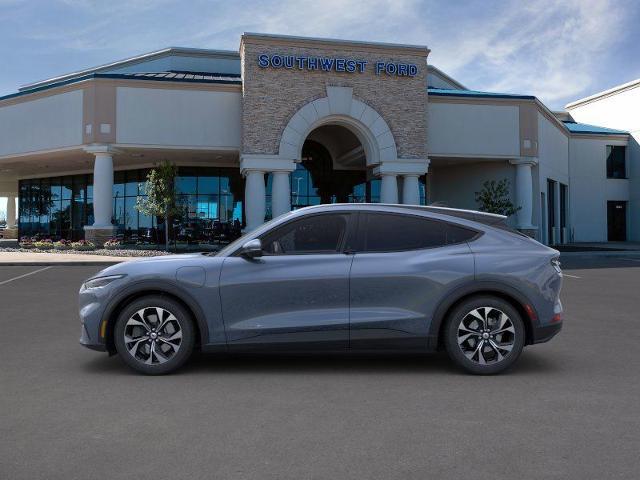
[[241, 37, 428, 160]]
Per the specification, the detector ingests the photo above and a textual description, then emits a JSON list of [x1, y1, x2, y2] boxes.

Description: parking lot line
[[562, 273, 581, 278], [0, 266, 52, 286]]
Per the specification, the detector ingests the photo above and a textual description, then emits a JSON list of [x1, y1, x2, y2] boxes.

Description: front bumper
[[80, 323, 107, 351], [79, 289, 109, 352]]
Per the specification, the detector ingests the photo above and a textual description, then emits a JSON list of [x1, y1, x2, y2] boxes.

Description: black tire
[[444, 296, 525, 375], [114, 295, 195, 375]]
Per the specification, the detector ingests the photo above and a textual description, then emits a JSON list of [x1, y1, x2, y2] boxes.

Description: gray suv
[[79, 204, 563, 375]]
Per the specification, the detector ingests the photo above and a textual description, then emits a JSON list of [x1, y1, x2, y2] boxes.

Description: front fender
[[101, 279, 214, 352]]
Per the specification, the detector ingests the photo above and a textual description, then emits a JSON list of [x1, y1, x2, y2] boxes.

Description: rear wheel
[[114, 296, 195, 375], [444, 296, 525, 375]]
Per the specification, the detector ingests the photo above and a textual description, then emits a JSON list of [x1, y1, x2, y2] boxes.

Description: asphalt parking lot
[[1, 255, 639, 479]]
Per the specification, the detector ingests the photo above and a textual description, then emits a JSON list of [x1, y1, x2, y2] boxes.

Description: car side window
[[360, 213, 476, 252], [260, 214, 350, 255]]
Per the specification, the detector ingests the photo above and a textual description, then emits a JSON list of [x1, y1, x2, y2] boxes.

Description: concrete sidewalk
[[0, 251, 137, 266]]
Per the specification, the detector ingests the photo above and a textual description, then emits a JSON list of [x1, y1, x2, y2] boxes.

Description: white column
[[244, 170, 266, 231], [401, 175, 420, 205], [6, 195, 16, 228], [380, 174, 398, 204], [510, 158, 537, 229], [91, 152, 115, 227], [271, 171, 291, 218]]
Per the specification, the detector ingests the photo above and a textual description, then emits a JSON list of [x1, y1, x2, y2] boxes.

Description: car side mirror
[[240, 239, 263, 259]]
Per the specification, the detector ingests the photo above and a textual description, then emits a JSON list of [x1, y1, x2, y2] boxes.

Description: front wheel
[[444, 296, 525, 375], [114, 296, 195, 375]]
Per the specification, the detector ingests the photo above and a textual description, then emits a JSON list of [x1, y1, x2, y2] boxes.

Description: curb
[[0, 261, 126, 266], [559, 251, 640, 257]]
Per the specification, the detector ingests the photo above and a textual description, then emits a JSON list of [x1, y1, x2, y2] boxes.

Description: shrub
[[33, 239, 54, 250], [71, 240, 96, 251], [19, 236, 34, 249], [103, 238, 123, 250], [54, 239, 73, 250]]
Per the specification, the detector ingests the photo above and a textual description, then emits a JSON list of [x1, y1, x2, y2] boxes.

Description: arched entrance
[[267, 124, 383, 218], [241, 86, 429, 230], [289, 124, 381, 209]]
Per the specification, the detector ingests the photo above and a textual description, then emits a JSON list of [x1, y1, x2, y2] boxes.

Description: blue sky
[[1, 0, 639, 107]]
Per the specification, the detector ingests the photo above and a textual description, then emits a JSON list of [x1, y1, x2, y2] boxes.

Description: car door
[[349, 211, 476, 350], [219, 212, 355, 350]]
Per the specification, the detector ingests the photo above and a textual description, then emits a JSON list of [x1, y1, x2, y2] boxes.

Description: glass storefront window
[[18, 167, 244, 246]]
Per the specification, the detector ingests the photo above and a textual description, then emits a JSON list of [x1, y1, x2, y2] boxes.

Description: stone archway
[[240, 86, 429, 230], [278, 86, 398, 166]]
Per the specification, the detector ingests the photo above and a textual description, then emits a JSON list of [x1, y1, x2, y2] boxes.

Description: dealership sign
[[258, 53, 418, 77]]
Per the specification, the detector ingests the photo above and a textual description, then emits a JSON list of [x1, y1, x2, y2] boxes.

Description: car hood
[[89, 253, 218, 279]]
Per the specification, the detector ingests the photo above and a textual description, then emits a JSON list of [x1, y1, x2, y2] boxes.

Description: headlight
[[81, 274, 125, 291], [551, 258, 562, 274]]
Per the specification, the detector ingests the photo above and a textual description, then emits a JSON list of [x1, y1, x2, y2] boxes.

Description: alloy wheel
[[456, 307, 516, 365], [123, 307, 183, 365]]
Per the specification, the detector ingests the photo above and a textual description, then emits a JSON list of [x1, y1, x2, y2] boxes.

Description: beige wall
[[0, 90, 83, 157], [429, 161, 517, 225], [115, 86, 242, 148], [427, 102, 520, 157], [240, 35, 428, 159]]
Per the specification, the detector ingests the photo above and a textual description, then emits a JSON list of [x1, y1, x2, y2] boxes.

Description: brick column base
[[2, 228, 18, 239]]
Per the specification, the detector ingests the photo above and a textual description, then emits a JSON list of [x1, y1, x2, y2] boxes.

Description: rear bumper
[[532, 321, 562, 344]]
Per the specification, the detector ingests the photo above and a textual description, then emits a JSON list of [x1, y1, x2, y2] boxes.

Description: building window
[[606, 146, 626, 179], [18, 166, 244, 247]]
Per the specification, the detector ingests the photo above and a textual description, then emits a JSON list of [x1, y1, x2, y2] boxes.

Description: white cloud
[[425, 0, 631, 107], [3, 0, 635, 108]]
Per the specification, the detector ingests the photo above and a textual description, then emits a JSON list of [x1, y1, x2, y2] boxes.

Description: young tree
[[136, 161, 181, 251], [474, 179, 521, 216]]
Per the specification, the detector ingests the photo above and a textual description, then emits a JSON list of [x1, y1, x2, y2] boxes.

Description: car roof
[[291, 203, 508, 228]]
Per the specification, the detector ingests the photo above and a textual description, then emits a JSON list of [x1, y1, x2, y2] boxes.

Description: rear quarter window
[[361, 213, 477, 252]]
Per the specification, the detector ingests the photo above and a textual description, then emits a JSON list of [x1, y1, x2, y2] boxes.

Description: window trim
[[353, 211, 481, 254], [233, 212, 356, 257], [606, 145, 628, 180]]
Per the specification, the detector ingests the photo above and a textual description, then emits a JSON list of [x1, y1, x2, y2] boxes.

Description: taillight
[[551, 313, 562, 323], [524, 304, 538, 322]]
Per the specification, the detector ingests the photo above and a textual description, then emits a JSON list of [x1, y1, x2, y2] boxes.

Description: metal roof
[[0, 71, 241, 103], [428, 87, 535, 100], [19, 47, 240, 92], [562, 121, 628, 135]]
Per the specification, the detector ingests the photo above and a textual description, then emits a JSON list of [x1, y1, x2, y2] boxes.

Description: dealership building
[[0, 33, 637, 246]]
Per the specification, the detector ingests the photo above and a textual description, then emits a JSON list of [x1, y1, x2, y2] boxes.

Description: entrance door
[[547, 179, 556, 244], [607, 201, 627, 241], [219, 212, 355, 349]]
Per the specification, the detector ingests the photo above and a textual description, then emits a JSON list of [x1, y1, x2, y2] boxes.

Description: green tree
[[136, 161, 181, 251], [474, 179, 521, 216]]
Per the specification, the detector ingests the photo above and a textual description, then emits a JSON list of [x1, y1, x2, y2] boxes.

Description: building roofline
[[428, 88, 630, 139], [428, 88, 535, 100], [562, 120, 629, 136], [2, 72, 241, 103], [240, 32, 430, 56], [19, 47, 240, 92], [427, 65, 466, 90], [565, 78, 640, 109]]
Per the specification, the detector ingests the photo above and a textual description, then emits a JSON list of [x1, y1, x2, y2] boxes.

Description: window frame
[[353, 211, 481, 254], [236, 212, 356, 257], [606, 145, 627, 179]]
